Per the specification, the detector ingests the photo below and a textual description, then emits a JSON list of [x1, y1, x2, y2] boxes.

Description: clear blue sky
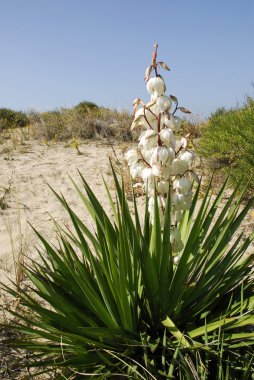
[[0, 0, 253, 118]]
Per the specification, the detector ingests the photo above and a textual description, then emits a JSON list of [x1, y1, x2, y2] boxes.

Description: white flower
[[157, 180, 170, 194], [170, 227, 184, 253], [141, 148, 153, 162], [179, 150, 195, 166], [151, 164, 162, 177], [150, 146, 161, 165], [142, 167, 153, 183], [149, 118, 159, 131], [174, 177, 192, 195], [162, 114, 175, 129], [172, 192, 185, 211], [160, 128, 176, 148], [175, 210, 183, 222], [148, 195, 164, 211], [180, 192, 192, 210], [150, 146, 175, 166], [172, 116, 183, 132], [125, 149, 139, 166], [162, 166, 171, 180], [134, 106, 158, 129], [171, 158, 189, 176], [173, 255, 180, 265], [139, 130, 157, 149], [156, 95, 172, 112], [167, 148, 175, 164], [130, 162, 144, 178], [148, 196, 154, 214], [146, 77, 166, 99], [159, 146, 170, 164]]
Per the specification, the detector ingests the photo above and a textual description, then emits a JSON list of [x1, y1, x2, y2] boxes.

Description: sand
[[0, 140, 127, 289]]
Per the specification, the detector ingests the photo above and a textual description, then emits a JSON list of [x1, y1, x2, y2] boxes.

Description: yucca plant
[[2, 167, 254, 379], [3, 44, 254, 379]]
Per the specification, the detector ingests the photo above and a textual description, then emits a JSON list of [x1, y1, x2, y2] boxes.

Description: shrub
[[0, 108, 29, 130], [75, 100, 99, 114], [197, 97, 254, 189], [31, 106, 132, 142]]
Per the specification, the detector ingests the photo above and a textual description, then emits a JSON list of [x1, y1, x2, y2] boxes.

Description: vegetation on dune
[[0, 108, 29, 130], [30, 106, 132, 141], [197, 96, 254, 189], [0, 102, 133, 143]]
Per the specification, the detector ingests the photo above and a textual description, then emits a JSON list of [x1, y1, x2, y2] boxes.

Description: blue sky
[[0, 0, 253, 117]]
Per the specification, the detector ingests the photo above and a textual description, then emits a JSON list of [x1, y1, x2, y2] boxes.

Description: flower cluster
[[125, 44, 199, 255]]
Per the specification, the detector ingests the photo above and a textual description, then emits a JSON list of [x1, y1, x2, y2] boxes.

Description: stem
[[172, 101, 179, 115], [143, 114, 153, 130], [140, 152, 151, 168], [157, 113, 162, 146], [152, 43, 159, 77]]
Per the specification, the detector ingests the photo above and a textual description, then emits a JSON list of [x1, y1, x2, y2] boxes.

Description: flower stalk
[[125, 44, 199, 254]]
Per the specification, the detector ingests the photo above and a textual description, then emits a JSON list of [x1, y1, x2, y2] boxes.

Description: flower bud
[[146, 77, 166, 99]]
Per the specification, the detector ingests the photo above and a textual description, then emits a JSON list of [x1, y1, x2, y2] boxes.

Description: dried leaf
[[158, 61, 170, 71], [179, 107, 191, 114], [180, 137, 188, 149], [130, 121, 137, 131], [144, 65, 153, 81], [132, 98, 141, 106], [145, 100, 156, 109], [170, 95, 178, 103]]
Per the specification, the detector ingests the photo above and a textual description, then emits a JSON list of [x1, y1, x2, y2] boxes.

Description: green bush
[[197, 97, 254, 189], [75, 100, 99, 114], [3, 170, 254, 379], [0, 108, 29, 129]]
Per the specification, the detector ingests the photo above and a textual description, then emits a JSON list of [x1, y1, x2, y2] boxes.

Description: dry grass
[[28, 107, 133, 143]]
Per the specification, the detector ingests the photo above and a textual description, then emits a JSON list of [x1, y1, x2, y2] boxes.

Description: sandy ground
[[0, 140, 129, 290]]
